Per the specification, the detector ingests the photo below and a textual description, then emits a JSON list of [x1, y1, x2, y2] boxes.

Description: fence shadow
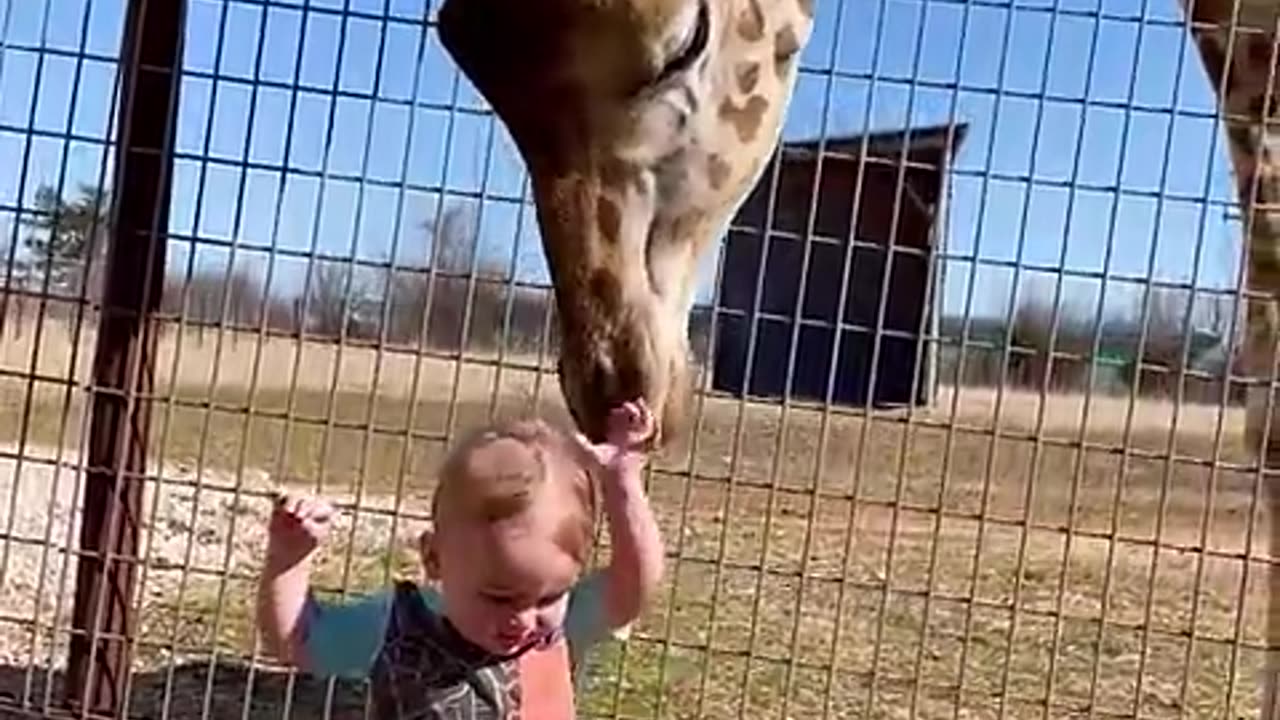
[[0, 660, 372, 720]]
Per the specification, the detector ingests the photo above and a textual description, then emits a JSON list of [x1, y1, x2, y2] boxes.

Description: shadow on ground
[[0, 661, 372, 720]]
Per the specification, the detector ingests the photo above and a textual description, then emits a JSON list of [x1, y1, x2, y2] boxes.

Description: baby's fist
[[576, 399, 655, 477], [607, 400, 656, 452], [266, 493, 334, 563]]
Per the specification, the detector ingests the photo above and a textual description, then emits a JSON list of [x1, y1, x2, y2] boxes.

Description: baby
[[256, 400, 664, 719]]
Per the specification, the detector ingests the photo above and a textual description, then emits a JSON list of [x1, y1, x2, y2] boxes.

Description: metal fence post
[[64, 0, 184, 716]]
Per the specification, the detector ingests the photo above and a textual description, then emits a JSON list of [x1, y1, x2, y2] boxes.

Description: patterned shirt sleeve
[[302, 589, 395, 679], [563, 569, 631, 668]]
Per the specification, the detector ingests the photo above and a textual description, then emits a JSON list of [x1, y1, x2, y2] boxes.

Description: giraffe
[[1181, 0, 1280, 456], [435, 0, 814, 445], [1177, 0, 1280, 712]]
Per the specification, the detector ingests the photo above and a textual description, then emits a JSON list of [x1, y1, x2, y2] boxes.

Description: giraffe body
[[1181, 0, 1280, 458], [1179, 1, 1280, 714]]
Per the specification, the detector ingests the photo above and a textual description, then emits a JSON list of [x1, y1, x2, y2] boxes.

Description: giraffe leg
[[1180, 0, 1280, 713]]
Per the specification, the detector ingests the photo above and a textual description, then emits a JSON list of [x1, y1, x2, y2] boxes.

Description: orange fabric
[[515, 636, 576, 719]]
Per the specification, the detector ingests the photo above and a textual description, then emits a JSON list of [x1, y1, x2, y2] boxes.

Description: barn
[[709, 121, 969, 408]]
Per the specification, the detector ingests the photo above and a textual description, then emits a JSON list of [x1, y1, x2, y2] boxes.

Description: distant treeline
[[0, 183, 1250, 405]]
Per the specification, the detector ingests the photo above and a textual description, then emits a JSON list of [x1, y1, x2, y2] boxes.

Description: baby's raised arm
[[579, 401, 666, 632], [256, 493, 334, 668]]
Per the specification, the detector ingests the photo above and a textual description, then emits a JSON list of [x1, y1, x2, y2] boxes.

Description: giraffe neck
[[1183, 0, 1280, 456], [1199, 9, 1280, 275]]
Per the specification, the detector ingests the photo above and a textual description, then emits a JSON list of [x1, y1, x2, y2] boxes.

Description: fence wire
[[0, 0, 1271, 718]]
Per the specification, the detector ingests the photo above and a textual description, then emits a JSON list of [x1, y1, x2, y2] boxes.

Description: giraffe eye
[[654, 0, 710, 85]]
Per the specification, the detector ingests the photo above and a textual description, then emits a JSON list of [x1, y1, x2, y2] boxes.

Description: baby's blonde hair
[[431, 416, 599, 566]]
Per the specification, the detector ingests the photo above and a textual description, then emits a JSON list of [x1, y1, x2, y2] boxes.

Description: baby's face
[[429, 492, 584, 655]]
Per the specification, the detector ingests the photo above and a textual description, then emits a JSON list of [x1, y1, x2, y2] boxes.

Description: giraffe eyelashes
[[653, 0, 711, 87]]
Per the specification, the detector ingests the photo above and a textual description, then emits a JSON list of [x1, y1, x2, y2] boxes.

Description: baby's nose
[[506, 607, 538, 633]]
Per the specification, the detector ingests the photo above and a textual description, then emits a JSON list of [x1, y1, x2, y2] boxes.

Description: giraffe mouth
[[551, 281, 689, 447]]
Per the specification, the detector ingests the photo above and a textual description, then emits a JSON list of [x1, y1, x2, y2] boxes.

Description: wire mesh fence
[[0, 0, 1271, 718]]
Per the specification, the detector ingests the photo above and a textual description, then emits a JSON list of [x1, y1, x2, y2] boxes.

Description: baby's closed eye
[[480, 588, 569, 609]]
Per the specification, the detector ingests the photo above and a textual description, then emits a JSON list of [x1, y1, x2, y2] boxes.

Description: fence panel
[[0, 0, 1269, 718]]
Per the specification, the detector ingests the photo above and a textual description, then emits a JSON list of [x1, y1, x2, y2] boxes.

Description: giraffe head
[[437, 0, 814, 445]]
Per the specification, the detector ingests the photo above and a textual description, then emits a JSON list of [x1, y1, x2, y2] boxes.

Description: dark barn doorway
[[710, 122, 968, 408]]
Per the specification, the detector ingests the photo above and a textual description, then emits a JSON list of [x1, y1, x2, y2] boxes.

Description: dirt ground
[[0, 326, 1268, 718]]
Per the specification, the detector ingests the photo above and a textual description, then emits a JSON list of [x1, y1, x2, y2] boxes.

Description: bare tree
[[386, 267, 429, 345], [381, 199, 553, 353], [299, 259, 380, 339], [432, 203, 480, 276], [1006, 278, 1096, 391], [303, 260, 351, 337], [383, 204, 473, 347], [196, 270, 261, 326], [0, 238, 19, 338], [161, 259, 276, 344], [1134, 285, 1245, 402], [1135, 286, 1192, 397]]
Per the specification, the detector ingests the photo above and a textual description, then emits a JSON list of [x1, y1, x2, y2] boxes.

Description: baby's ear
[[419, 527, 441, 580]]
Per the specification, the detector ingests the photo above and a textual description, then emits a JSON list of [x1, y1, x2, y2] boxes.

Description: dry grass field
[[0, 321, 1269, 718]]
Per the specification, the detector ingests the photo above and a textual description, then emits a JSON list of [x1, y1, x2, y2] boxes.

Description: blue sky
[[0, 0, 1247, 326]]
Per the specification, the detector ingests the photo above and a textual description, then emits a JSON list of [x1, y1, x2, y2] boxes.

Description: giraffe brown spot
[[588, 269, 623, 314], [737, 0, 765, 41], [774, 25, 802, 79], [596, 196, 622, 244], [1233, 160, 1259, 199], [774, 53, 795, 80], [719, 95, 770, 143], [735, 61, 762, 94], [1228, 122, 1253, 151], [707, 154, 733, 190], [1250, 93, 1269, 119], [600, 157, 628, 189], [1250, 219, 1280, 277], [796, 0, 814, 18], [1247, 35, 1274, 68], [600, 157, 643, 194], [1265, 170, 1280, 204]]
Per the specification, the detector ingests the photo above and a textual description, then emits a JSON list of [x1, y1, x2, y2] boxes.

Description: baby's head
[[421, 416, 598, 655]]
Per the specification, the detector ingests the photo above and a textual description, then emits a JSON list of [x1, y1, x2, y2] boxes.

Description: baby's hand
[[577, 399, 655, 478], [605, 400, 655, 455], [266, 492, 335, 566]]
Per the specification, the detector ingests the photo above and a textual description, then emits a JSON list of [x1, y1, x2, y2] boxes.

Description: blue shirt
[[303, 569, 619, 683]]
